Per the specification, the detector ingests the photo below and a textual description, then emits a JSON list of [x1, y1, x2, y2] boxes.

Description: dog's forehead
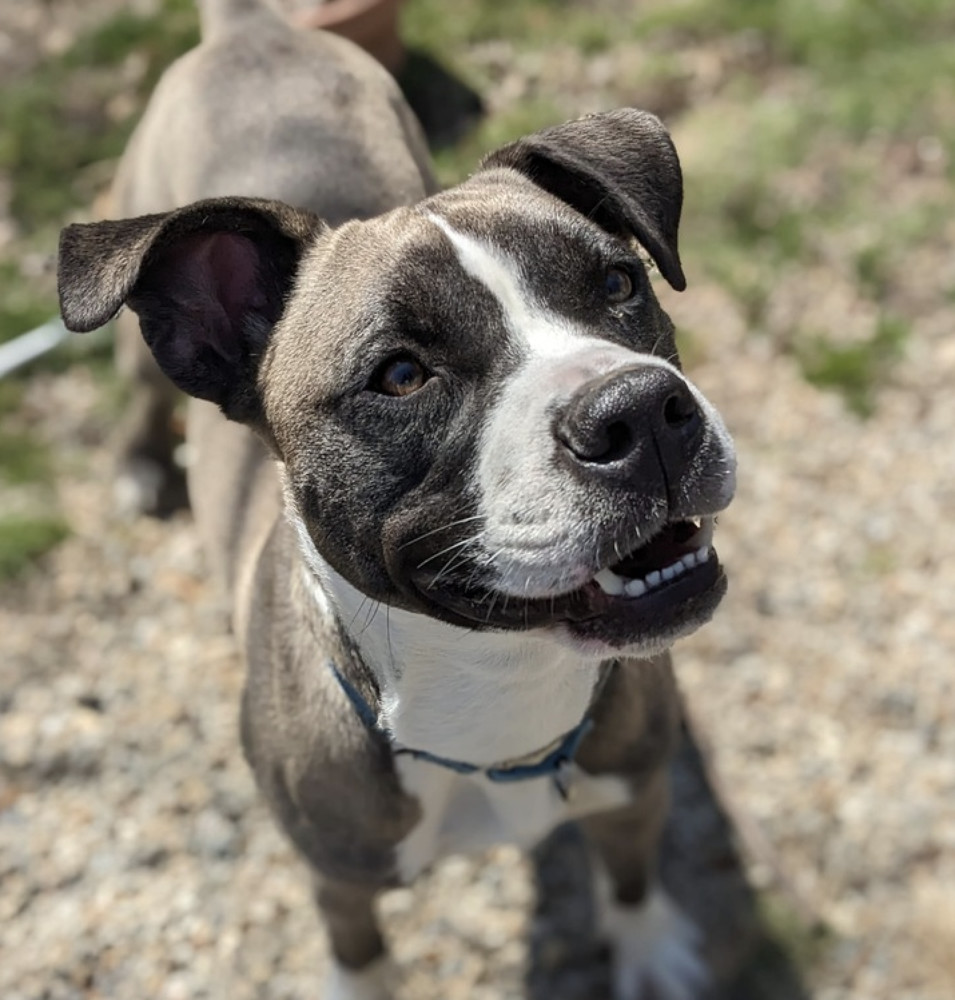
[[267, 176, 638, 403], [424, 171, 616, 276], [267, 206, 514, 394]]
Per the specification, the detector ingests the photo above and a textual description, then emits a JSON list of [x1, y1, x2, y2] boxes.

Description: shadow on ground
[[528, 719, 815, 999]]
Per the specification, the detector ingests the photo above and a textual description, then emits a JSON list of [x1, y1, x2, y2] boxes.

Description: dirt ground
[[2, 2, 954, 999]]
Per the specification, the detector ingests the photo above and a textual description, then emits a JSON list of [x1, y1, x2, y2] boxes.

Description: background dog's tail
[[197, 0, 280, 41]]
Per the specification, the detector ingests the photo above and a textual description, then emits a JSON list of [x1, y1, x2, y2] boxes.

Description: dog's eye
[[605, 266, 634, 304], [372, 355, 429, 397]]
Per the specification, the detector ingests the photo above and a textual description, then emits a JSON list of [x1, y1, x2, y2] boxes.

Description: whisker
[[358, 600, 381, 636], [426, 534, 486, 590], [434, 548, 478, 582], [416, 532, 484, 570], [348, 596, 370, 631], [399, 514, 484, 550], [385, 604, 395, 674]]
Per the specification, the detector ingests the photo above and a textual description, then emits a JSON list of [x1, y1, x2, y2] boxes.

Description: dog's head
[[59, 109, 735, 659]]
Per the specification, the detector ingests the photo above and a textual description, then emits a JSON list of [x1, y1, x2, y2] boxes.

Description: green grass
[[0, 258, 58, 346], [798, 315, 908, 418], [645, 0, 955, 76], [0, 428, 53, 486], [404, 0, 622, 54], [728, 889, 832, 996], [0, 515, 70, 580], [0, 0, 198, 429], [0, 0, 198, 230]]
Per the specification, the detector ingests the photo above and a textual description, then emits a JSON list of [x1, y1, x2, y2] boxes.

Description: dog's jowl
[[57, 5, 735, 996]]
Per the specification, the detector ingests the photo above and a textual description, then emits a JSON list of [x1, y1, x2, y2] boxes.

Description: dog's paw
[[114, 457, 188, 518], [324, 955, 394, 1000], [601, 888, 710, 1000]]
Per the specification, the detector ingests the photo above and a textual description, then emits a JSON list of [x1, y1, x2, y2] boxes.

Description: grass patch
[[0, 515, 70, 579], [645, 0, 955, 71], [0, 257, 58, 346], [404, 0, 621, 54], [798, 316, 908, 418], [0, 380, 26, 419], [0, 0, 198, 230], [756, 891, 831, 974], [0, 0, 198, 390], [644, 0, 955, 140], [0, 428, 54, 486], [854, 244, 892, 300], [728, 890, 831, 995]]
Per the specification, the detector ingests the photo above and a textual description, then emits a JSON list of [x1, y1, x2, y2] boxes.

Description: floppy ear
[[482, 108, 686, 290], [58, 197, 321, 419]]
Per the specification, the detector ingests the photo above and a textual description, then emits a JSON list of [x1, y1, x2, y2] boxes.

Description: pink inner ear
[[151, 231, 268, 366], [192, 231, 267, 332]]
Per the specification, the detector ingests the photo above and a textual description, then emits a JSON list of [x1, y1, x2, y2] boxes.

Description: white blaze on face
[[427, 212, 736, 599], [428, 212, 592, 359]]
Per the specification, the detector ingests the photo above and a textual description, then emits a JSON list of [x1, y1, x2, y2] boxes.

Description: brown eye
[[605, 266, 634, 303], [373, 355, 429, 397]]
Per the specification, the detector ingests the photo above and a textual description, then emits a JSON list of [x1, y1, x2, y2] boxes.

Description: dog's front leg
[[314, 875, 394, 1000], [112, 310, 186, 516], [582, 776, 710, 1000]]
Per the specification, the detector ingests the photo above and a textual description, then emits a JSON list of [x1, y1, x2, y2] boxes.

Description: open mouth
[[589, 516, 714, 600], [411, 515, 725, 649]]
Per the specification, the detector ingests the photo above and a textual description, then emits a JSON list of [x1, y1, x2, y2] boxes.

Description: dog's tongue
[[609, 520, 702, 577]]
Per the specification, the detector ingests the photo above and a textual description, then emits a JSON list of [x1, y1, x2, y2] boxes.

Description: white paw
[[323, 955, 393, 1000], [601, 888, 710, 1000], [114, 464, 163, 518]]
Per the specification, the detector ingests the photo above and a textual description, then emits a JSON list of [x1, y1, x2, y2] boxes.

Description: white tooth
[[625, 578, 647, 598], [672, 560, 687, 576], [695, 545, 710, 563], [593, 567, 626, 596], [661, 565, 676, 581], [683, 551, 698, 568], [646, 570, 662, 589]]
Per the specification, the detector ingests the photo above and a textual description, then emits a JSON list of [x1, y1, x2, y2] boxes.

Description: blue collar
[[328, 659, 606, 796]]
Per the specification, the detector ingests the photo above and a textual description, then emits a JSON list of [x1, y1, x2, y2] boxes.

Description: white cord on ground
[[0, 318, 69, 379]]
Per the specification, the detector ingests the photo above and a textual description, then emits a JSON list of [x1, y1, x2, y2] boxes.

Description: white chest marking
[[394, 753, 631, 882], [289, 503, 603, 763]]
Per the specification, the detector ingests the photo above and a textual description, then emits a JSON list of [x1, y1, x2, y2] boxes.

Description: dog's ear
[[482, 108, 686, 290], [58, 197, 321, 418]]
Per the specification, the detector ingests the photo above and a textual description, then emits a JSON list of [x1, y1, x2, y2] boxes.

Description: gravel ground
[[0, 374, 791, 1000], [2, 3, 955, 999]]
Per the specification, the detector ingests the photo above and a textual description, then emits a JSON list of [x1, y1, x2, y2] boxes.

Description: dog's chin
[[408, 516, 727, 657]]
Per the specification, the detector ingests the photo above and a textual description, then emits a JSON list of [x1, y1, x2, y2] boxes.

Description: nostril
[[663, 390, 698, 430], [558, 417, 634, 464], [603, 420, 633, 462]]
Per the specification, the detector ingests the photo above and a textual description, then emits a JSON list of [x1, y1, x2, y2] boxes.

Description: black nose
[[555, 365, 702, 490]]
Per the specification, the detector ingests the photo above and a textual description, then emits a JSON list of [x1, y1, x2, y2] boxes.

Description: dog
[[57, 1, 737, 997]]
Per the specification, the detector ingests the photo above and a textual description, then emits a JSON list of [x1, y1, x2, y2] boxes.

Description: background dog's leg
[[314, 876, 393, 1000], [583, 776, 710, 1000], [113, 311, 186, 517]]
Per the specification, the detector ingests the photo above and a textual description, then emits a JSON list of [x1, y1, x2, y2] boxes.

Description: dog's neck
[[288, 509, 601, 765]]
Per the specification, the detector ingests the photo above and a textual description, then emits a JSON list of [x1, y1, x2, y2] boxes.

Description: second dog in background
[[107, 0, 437, 515]]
